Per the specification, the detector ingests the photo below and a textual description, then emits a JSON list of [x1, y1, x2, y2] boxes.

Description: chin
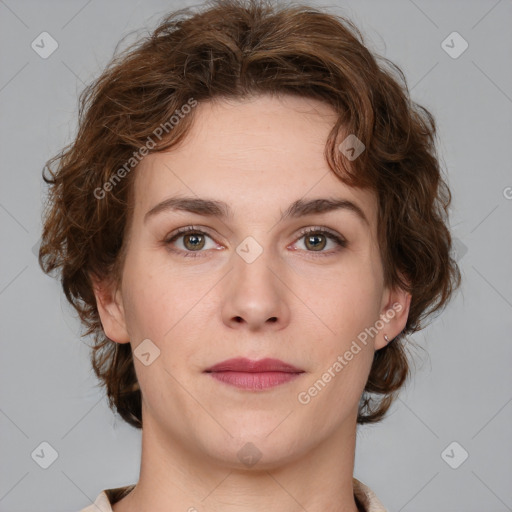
[[199, 428, 310, 471]]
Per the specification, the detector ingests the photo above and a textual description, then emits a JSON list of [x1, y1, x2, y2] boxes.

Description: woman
[[38, 0, 461, 510]]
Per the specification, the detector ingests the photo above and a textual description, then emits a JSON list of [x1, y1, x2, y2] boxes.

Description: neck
[[114, 410, 361, 512]]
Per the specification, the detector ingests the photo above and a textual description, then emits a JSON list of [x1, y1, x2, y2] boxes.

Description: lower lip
[[207, 371, 303, 390]]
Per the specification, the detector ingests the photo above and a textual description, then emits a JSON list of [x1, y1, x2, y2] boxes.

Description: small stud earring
[[384, 334, 389, 343]]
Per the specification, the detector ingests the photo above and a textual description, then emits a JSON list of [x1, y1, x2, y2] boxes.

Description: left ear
[[374, 283, 412, 351]]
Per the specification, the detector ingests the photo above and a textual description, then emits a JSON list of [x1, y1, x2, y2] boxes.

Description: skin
[[93, 93, 411, 512]]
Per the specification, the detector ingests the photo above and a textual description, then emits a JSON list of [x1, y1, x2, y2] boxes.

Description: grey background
[[1, 0, 511, 511]]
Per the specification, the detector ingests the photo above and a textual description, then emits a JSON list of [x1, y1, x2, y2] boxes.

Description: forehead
[[131, 94, 377, 229]]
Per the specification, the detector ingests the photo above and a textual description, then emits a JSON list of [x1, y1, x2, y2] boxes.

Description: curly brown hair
[[38, 0, 461, 429]]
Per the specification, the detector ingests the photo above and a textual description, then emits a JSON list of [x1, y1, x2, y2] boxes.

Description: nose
[[221, 246, 291, 332]]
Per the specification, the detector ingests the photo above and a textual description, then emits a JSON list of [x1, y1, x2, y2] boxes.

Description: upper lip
[[205, 358, 304, 373]]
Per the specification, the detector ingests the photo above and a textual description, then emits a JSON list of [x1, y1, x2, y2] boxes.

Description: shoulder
[[353, 477, 389, 512], [77, 484, 136, 512]]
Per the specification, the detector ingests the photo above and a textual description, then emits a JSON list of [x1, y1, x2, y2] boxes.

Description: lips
[[205, 357, 304, 373], [204, 358, 305, 390]]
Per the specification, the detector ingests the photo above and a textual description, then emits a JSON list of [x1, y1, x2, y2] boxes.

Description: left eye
[[293, 228, 347, 254], [164, 226, 347, 258]]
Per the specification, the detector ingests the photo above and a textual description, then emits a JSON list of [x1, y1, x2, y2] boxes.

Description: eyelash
[[163, 225, 347, 259]]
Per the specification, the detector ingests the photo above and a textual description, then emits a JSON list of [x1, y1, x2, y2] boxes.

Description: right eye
[[164, 226, 221, 258]]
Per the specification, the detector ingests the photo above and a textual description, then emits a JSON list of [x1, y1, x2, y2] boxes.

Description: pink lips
[[205, 358, 304, 390]]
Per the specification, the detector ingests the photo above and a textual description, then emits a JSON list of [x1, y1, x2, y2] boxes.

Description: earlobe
[[90, 274, 130, 344], [376, 287, 412, 350]]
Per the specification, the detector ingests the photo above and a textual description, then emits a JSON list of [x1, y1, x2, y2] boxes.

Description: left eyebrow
[[144, 196, 369, 226]]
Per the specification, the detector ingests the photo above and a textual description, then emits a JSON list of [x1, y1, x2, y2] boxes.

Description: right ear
[[90, 273, 130, 344]]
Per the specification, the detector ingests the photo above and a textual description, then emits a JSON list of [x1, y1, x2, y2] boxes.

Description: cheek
[[121, 255, 217, 346], [314, 282, 378, 399], [310, 273, 382, 377], [320, 269, 382, 327], [121, 258, 176, 341]]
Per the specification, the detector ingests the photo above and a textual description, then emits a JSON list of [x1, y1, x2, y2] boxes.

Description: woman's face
[[96, 93, 410, 468]]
